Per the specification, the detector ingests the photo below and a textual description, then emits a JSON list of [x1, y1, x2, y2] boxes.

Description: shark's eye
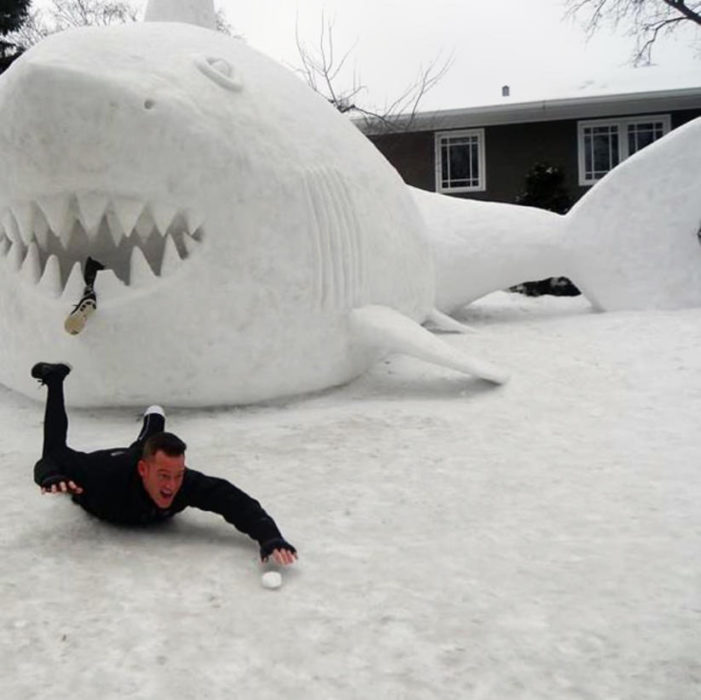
[[193, 55, 243, 92]]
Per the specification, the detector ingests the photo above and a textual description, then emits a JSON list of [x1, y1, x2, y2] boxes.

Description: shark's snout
[[0, 195, 204, 299], [0, 52, 210, 304]]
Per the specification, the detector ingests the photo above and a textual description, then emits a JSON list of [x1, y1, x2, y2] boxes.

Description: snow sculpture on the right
[[416, 116, 701, 313], [563, 117, 701, 310]]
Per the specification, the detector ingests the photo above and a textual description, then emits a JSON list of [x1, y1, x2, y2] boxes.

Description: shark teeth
[[37, 195, 72, 234], [0, 194, 204, 296], [129, 246, 155, 287], [151, 202, 179, 236], [38, 254, 63, 297], [13, 202, 34, 246], [111, 198, 144, 237], [20, 242, 42, 284], [1, 209, 21, 247], [62, 261, 86, 301], [77, 193, 110, 236]]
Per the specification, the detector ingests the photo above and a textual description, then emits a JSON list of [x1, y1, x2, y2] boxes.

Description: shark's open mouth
[[0, 193, 204, 297]]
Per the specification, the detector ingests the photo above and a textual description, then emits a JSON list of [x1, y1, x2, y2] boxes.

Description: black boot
[[31, 362, 72, 386]]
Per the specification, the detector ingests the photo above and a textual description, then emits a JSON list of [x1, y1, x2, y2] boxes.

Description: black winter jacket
[[34, 446, 284, 547]]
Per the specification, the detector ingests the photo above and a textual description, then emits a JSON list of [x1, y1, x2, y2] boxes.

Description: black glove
[[40, 474, 70, 489], [259, 538, 297, 561]]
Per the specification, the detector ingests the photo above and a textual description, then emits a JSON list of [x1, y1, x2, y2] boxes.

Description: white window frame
[[435, 128, 486, 193], [577, 114, 671, 186]]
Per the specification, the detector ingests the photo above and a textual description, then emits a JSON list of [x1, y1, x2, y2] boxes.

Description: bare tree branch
[[565, 0, 701, 64], [294, 13, 453, 131], [8, 0, 236, 49], [7, 0, 138, 47], [295, 11, 364, 113]]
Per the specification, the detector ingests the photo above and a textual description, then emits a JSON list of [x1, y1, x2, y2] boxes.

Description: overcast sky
[[29, 1, 701, 109], [216, 0, 701, 110]]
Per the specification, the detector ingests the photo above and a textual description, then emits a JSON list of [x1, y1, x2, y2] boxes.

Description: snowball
[[261, 571, 282, 590]]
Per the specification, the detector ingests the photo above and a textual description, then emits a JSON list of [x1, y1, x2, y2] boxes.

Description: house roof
[[357, 68, 701, 135]]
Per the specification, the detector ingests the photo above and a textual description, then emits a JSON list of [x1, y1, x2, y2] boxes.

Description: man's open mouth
[[0, 193, 204, 297]]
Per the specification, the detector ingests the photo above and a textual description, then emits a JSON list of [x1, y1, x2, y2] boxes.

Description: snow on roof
[[358, 65, 701, 134]]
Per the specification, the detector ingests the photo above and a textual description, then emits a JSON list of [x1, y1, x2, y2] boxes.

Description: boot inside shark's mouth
[[0, 194, 204, 297]]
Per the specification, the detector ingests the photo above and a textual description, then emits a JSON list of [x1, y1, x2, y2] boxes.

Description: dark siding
[[369, 131, 436, 192], [672, 110, 701, 128], [481, 121, 578, 204], [368, 107, 701, 206]]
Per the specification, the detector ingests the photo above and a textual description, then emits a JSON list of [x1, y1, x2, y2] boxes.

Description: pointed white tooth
[[184, 209, 205, 234], [160, 235, 183, 276], [134, 211, 154, 241], [20, 242, 41, 283], [105, 210, 126, 246], [182, 232, 200, 257], [38, 254, 62, 297], [77, 193, 109, 237], [7, 243, 27, 272], [151, 202, 178, 236], [37, 195, 72, 235], [2, 210, 22, 246], [11, 202, 34, 246], [129, 246, 156, 287], [97, 268, 129, 301], [62, 261, 85, 300], [33, 207, 51, 248], [6, 242, 25, 271], [111, 197, 144, 236]]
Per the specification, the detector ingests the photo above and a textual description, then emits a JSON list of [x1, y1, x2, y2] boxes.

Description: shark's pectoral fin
[[349, 305, 509, 385], [424, 308, 478, 334]]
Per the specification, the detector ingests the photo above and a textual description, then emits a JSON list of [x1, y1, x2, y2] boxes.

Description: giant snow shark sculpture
[[0, 18, 508, 406], [1, 3, 699, 407]]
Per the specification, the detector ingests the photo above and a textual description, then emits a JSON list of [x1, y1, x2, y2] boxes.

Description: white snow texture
[[3, 292, 701, 699]]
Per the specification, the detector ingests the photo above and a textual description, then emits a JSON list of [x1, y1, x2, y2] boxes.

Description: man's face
[[138, 450, 185, 509]]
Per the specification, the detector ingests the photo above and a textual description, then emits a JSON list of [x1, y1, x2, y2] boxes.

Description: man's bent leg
[[42, 377, 69, 458], [30, 363, 71, 458], [127, 405, 166, 452], [31, 362, 90, 490]]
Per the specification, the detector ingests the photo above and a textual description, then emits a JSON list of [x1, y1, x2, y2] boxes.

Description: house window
[[578, 115, 671, 185], [435, 129, 486, 193]]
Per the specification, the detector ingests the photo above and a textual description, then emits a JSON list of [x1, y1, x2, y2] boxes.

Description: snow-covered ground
[[2, 291, 700, 699]]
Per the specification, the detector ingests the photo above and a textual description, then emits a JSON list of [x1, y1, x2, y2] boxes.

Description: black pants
[[35, 376, 165, 483]]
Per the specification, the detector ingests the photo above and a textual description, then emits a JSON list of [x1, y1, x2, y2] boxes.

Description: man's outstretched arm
[[34, 457, 84, 495], [181, 468, 297, 565]]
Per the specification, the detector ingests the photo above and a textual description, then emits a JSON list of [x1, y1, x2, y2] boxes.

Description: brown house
[[360, 86, 701, 205]]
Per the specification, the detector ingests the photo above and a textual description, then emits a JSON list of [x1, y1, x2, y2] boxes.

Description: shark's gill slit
[[0, 196, 204, 292]]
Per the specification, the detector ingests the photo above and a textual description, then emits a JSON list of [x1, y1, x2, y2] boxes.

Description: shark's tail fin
[[562, 115, 701, 311], [413, 115, 701, 314]]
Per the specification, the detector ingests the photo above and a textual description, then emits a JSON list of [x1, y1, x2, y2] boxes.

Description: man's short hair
[[142, 432, 187, 460]]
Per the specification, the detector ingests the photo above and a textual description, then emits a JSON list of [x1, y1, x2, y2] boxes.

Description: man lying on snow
[[30, 362, 297, 567]]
